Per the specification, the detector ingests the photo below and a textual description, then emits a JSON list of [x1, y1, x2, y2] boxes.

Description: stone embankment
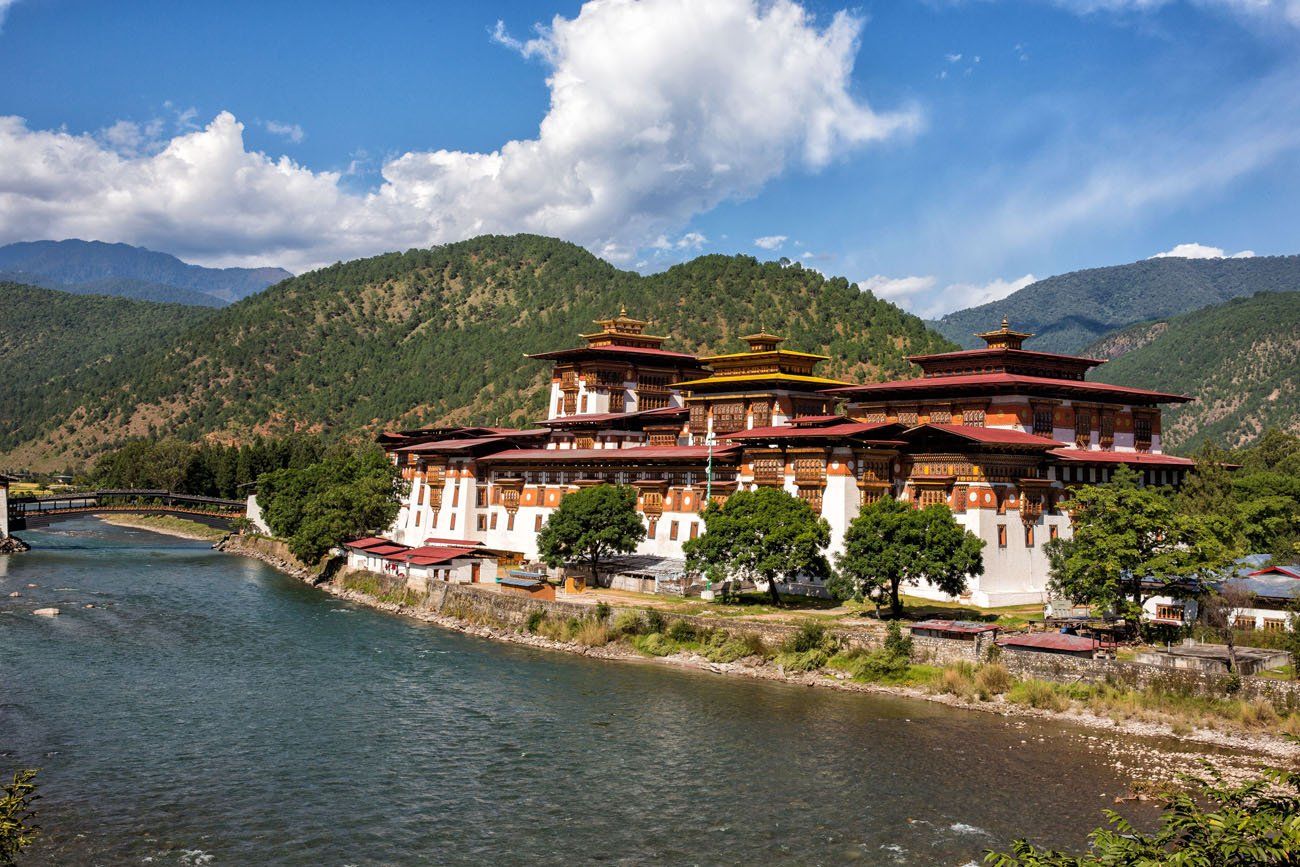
[[0, 536, 31, 554]]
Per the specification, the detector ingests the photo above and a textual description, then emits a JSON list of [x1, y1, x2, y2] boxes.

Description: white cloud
[[754, 234, 788, 250], [264, 121, 305, 144], [0, 0, 18, 31], [0, 0, 919, 272], [1150, 242, 1257, 259], [861, 273, 1036, 318]]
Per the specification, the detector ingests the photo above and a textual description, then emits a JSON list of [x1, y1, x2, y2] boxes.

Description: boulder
[[33, 607, 60, 617], [7, 591, 20, 598]]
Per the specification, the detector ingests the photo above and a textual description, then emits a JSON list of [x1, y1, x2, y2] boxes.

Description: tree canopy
[[829, 496, 985, 617], [256, 443, 404, 564], [1045, 465, 1239, 617], [536, 484, 645, 580], [684, 487, 831, 606]]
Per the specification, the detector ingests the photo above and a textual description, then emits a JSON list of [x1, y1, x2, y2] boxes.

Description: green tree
[[1045, 466, 1239, 619], [684, 487, 830, 606], [0, 769, 39, 867], [257, 443, 404, 564], [830, 496, 985, 618], [536, 484, 645, 583], [985, 768, 1300, 866]]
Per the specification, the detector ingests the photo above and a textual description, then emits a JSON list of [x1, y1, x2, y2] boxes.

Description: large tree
[[684, 487, 830, 606], [537, 484, 645, 583], [830, 496, 985, 618], [1045, 465, 1238, 619], [257, 443, 405, 564]]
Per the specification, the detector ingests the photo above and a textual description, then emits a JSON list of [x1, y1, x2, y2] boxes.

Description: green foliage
[[1046, 466, 1239, 616], [0, 768, 39, 867], [934, 254, 1300, 353], [832, 496, 985, 617], [88, 434, 324, 498], [883, 620, 914, 660], [611, 609, 646, 636], [525, 609, 546, 633], [984, 768, 1300, 865], [593, 601, 611, 621], [257, 443, 405, 563], [784, 620, 832, 654], [633, 632, 678, 657], [685, 487, 831, 606], [2, 235, 953, 467], [1088, 291, 1300, 449], [643, 609, 666, 635], [666, 619, 697, 643], [537, 484, 645, 578]]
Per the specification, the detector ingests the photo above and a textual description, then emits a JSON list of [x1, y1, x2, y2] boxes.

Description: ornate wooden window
[[1099, 411, 1116, 450], [1134, 414, 1152, 452], [750, 400, 772, 428], [1264, 618, 1288, 633], [641, 490, 665, 517], [1156, 604, 1185, 622], [648, 431, 676, 447], [961, 407, 985, 427], [1032, 404, 1054, 437], [594, 368, 623, 389], [1049, 524, 1059, 541], [575, 435, 595, 449], [1024, 525, 1034, 547], [609, 390, 626, 413], [997, 525, 1007, 547], [916, 487, 947, 509], [1073, 408, 1092, 448], [896, 407, 919, 426], [689, 403, 709, 434], [860, 407, 888, 424], [475, 487, 487, 508], [417, 483, 425, 506], [752, 455, 784, 486], [563, 392, 578, 415], [928, 407, 952, 424], [713, 401, 746, 433], [637, 391, 670, 410], [797, 486, 824, 514], [793, 454, 826, 485], [860, 486, 888, 508], [793, 399, 825, 419]]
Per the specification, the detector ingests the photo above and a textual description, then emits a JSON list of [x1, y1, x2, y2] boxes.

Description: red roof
[[526, 344, 700, 363], [902, 423, 1063, 448], [395, 431, 547, 454], [345, 537, 396, 550], [720, 421, 898, 441], [539, 406, 687, 427], [826, 372, 1191, 403], [364, 544, 409, 557], [910, 619, 1000, 635], [998, 632, 1109, 653], [789, 414, 843, 426], [423, 537, 485, 547], [1049, 448, 1195, 467], [906, 347, 1106, 367], [480, 444, 740, 463], [1248, 565, 1300, 580], [401, 545, 483, 566]]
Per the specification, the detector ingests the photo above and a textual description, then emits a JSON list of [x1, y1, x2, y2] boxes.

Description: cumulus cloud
[[1150, 242, 1256, 258], [754, 234, 788, 250], [862, 273, 1035, 318], [0, 0, 18, 31], [264, 120, 305, 144], [0, 0, 917, 272]]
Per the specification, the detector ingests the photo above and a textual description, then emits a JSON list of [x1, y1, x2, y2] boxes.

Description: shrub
[[1008, 679, 1069, 712], [882, 620, 913, 661], [667, 619, 697, 643], [643, 609, 666, 635], [853, 649, 912, 682], [574, 619, 611, 648], [940, 664, 976, 699], [974, 663, 1012, 698], [740, 631, 771, 659], [777, 649, 829, 673], [784, 620, 836, 655], [1237, 699, 1279, 728], [594, 601, 611, 621], [611, 610, 644, 637], [525, 609, 546, 633], [635, 633, 677, 657]]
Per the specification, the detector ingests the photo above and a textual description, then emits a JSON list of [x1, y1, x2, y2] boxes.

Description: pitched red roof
[[1049, 448, 1195, 467], [345, 537, 397, 550], [1248, 565, 1300, 580], [998, 632, 1111, 653], [538, 406, 687, 427], [526, 344, 700, 363], [480, 444, 740, 463], [825, 372, 1191, 403], [719, 421, 899, 441], [901, 423, 1062, 448], [906, 347, 1107, 367], [400, 545, 482, 566], [364, 544, 409, 557]]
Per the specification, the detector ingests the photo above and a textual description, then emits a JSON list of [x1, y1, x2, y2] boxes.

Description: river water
[[2, 518, 1162, 865]]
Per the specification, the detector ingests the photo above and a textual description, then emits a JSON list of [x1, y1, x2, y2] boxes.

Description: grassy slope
[[1088, 291, 1300, 449]]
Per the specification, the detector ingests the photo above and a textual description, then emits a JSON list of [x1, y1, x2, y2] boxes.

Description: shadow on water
[[2, 517, 1169, 866]]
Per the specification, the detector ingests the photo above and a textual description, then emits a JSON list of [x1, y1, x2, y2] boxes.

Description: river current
[[2, 518, 1160, 865]]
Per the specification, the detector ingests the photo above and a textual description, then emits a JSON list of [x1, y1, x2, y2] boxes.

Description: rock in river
[[33, 607, 60, 617]]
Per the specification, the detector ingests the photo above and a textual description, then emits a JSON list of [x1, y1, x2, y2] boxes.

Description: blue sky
[[0, 0, 1297, 316]]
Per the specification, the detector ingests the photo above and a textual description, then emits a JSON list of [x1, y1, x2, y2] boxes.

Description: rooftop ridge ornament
[[975, 317, 1035, 351]]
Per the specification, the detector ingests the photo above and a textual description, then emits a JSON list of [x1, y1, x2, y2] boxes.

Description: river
[[2, 518, 1163, 865]]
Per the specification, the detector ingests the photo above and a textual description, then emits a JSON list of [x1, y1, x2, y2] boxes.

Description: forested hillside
[[0, 282, 216, 464], [0, 239, 292, 305], [1, 235, 953, 470], [932, 255, 1300, 353], [1089, 292, 1300, 449]]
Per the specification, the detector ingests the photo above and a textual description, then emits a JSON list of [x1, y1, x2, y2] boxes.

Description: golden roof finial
[[620, 305, 627, 317], [1001, 316, 1010, 330]]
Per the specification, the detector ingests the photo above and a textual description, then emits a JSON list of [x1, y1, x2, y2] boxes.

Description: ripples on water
[[3, 518, 1142, 865]]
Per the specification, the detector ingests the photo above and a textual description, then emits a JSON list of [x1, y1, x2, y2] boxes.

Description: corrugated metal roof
[[480, 444, 739, 462], [900, 423, 1062, 447], [826, 372, 1191, 403], [1049, 448, 1195, 467], [345, 537, 393, 550], [910, 619, 1000, 634], [998, 632, 1106, 653]]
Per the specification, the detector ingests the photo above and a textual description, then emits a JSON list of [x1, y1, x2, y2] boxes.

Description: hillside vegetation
[[0, 239, 292, 305], [1089, 292, 1300, 449], [932, 255, 1300, 353], [0, 282, 216, 468], [1, 235, 953, 470]]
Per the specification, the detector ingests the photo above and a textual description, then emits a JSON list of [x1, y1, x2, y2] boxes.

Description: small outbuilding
[[997, 631, 1112, 659], [910, 619, 1000, 641]]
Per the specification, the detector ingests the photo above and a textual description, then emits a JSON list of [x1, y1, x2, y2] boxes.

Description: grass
[[338, 571, 425, 608], [97, 512, 227, 541]]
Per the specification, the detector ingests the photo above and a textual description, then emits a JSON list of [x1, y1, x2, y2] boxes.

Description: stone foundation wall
[[910, 633, 997, 664]]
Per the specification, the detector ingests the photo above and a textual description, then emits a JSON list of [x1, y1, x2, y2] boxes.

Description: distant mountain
[[1087, 291, 1300, 449], [0, 239, 292, 306], [0, 281, 216, 468], [931, 255, 1300, 353], [0, 234, 954, 470]]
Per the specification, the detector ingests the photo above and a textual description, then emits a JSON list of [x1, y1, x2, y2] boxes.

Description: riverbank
[[216, 534, 1299, 780], [95, 513, 228, 542]]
